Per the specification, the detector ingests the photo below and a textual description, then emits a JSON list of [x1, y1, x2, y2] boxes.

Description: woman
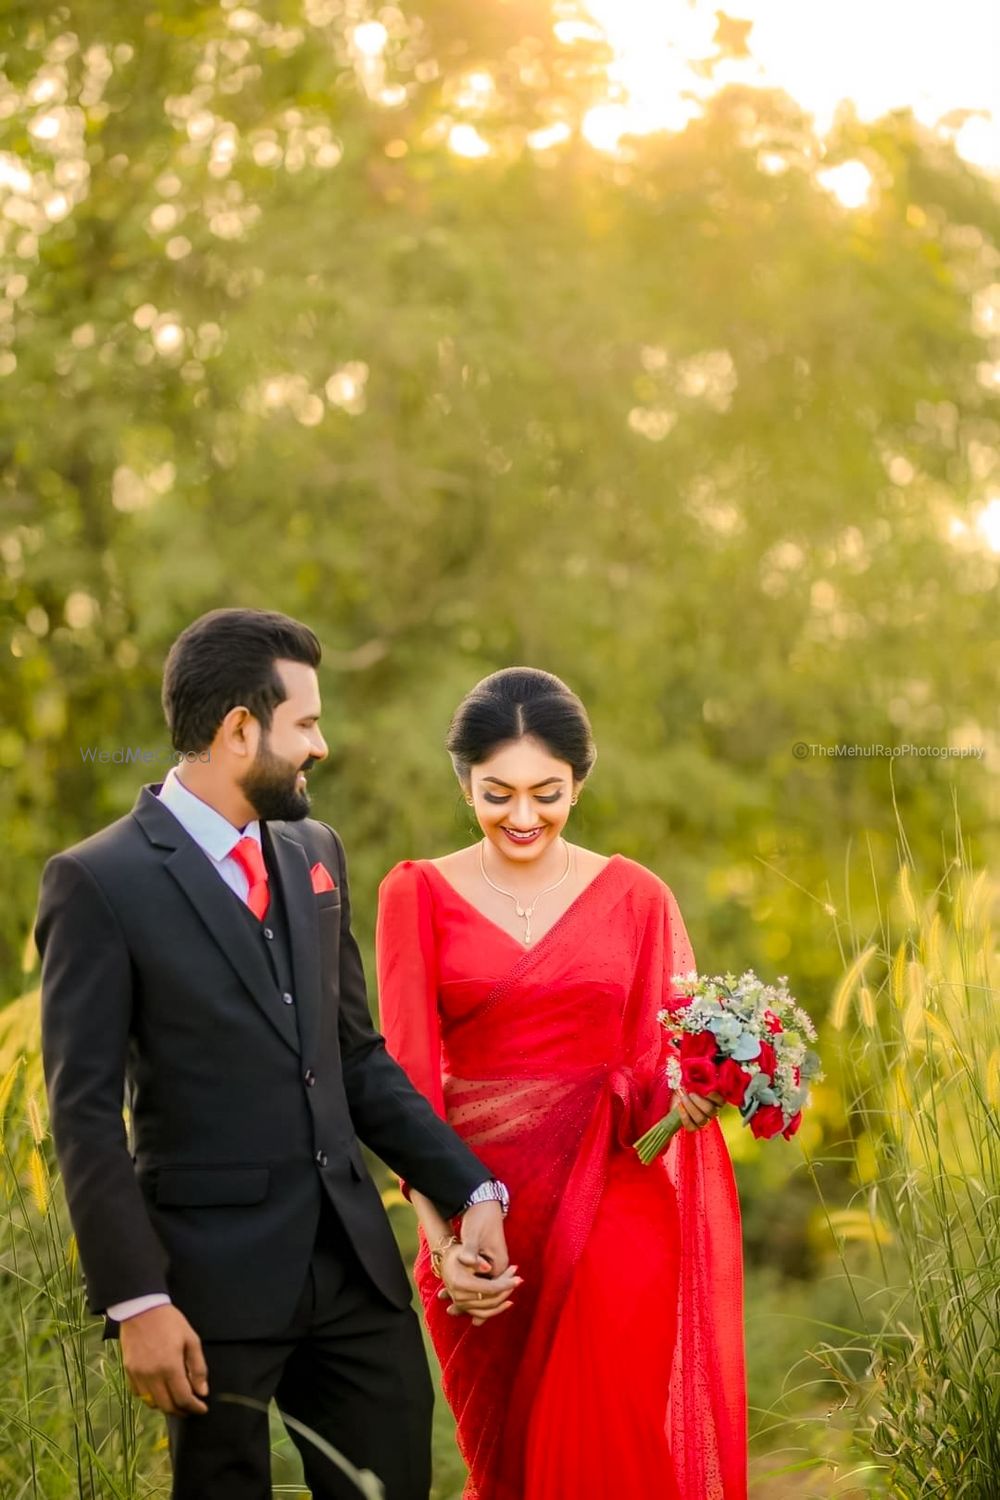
[[376, 669, 747, 1500]]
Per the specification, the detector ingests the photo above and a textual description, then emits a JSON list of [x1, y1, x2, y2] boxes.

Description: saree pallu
[[377, 854, 747, 1500]]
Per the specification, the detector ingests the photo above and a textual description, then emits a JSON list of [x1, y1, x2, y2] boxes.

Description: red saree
[[376, 853, 747, 1500]]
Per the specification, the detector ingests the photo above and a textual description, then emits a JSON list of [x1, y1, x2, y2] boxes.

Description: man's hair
[[162, 608, 321, 752]]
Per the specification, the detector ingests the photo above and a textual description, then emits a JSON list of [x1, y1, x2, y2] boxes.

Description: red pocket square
[[310, 861, 336, 893]]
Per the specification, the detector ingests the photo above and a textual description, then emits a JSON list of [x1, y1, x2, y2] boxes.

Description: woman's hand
[[437, 1243, 523, 1326], [677, 1088, 725, 1131]]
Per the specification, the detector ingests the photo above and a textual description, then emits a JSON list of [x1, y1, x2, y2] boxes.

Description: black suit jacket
[[34, 784, 487, 1340]]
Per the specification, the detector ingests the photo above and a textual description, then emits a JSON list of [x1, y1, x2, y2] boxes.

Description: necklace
[[478, 838, 573, 946]]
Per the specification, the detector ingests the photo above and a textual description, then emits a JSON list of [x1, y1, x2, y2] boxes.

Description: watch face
[[466, 1180, 509, 1213]]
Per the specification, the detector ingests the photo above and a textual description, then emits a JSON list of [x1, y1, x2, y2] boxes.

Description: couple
[[35, 607, 747, 1500]]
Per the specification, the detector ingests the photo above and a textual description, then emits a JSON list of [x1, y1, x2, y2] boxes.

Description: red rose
[[763, 1010, 782, 1034], [782, 1110, 802, 1140], [716, 1058, 750, 1105], [756, 1040, 777, 1078], [680, 1030, 719, 1061], [680, 1057, 719, 1094], [749, 1103, 785, 1140]]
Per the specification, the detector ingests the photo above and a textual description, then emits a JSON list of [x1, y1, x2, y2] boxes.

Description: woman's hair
[[446, 667, 597, 785], [162, 607, 322, 752]]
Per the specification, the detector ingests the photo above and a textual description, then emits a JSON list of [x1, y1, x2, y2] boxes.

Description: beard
[[239, 735, 315, 822]]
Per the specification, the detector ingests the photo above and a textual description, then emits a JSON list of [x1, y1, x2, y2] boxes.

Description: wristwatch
[[461, 1179, 510, 1217]]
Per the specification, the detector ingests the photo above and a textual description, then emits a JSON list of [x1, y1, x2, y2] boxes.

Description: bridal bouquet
[[633, 970, 823, 1163]]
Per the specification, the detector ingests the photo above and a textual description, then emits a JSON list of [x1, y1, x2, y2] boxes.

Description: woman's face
[[466, 736, 578, 866]]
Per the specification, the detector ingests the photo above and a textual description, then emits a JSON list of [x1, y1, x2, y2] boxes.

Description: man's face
[[238, 660, 328, 821]]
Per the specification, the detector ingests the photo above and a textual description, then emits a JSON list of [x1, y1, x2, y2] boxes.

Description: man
[[35, 608, 517, 1499]]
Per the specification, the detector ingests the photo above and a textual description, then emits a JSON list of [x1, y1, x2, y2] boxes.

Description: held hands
[[120, 1304, 209, 1417], [434, 1201, 522, 1327], [676, 1088, 726, 1131], [436, 1243, 522, 1326]]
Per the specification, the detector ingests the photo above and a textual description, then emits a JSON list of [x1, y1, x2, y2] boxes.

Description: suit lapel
[[133, 786, 301, 1055], [263, 823, 322, 1064]]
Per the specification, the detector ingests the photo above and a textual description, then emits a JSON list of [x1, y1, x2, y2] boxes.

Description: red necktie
[[231, 835, 270, 921]]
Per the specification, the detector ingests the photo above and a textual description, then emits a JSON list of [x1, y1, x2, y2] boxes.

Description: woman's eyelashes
[[481, 792, 563, 805]]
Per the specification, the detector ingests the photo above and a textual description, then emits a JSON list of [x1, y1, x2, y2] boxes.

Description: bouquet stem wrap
[[634, 1105, 683, 1163]]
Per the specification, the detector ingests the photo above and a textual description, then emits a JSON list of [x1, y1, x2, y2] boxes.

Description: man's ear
[[221, 705, 256, 757]]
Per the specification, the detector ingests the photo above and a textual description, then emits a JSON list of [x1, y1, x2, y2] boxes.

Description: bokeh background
[[1, 1, 997, 1495]]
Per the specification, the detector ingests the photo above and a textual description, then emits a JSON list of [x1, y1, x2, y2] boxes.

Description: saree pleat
[[376, 854, 747, 1500]]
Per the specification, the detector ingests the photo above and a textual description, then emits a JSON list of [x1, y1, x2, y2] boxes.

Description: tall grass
[[808, 823, 1000, 1497], [0, 1002, 166, 1498]]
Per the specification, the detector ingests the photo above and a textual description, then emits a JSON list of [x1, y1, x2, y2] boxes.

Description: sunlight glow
[[28, 111, 62, 142], [448, 123, 491, 159], [527, 122, 572, 152], [581, 104, 631, 153], [554, 19, 606, 46], [0, 154, 32, 194], [956, 114, 1000, 174], [43, 192, 71, 222], [579, 0, 999, 167], [351, 22, 388, 59], [452, 72, 495, 112], [152, 319, 184, 356], [325, 362, 369, 414], [976, 496, 1000, 553], [816, 160, 874, 210]]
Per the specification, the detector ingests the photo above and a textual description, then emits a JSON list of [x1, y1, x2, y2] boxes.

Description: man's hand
[[459, 1200, 509, 1275], [677, 1088, 726, 1131], [120, 1304, 209, 1416], [437, 1244, 522, 1326], [433, 1201, 520, 1326]]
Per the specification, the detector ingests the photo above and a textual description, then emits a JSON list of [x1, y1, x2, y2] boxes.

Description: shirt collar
[[157, 764, 262, 862]]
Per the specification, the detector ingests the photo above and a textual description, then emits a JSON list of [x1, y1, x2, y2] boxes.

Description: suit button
[[263, 927, 274, 940], [315, 1149, 328, 1167], [282, 992, 294, 1005], [304, 1069, 316, 1087]]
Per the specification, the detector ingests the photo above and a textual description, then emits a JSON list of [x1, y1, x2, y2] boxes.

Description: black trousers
[[166, 1197, 433, 1500]]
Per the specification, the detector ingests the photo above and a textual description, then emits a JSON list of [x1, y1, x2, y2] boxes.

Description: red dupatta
[[376, 855, 747, 1500]]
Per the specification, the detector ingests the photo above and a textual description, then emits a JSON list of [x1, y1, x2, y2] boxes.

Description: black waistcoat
[[229, 829, 300, 1043]]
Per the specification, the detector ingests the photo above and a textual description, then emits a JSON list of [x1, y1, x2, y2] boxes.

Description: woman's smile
[[501, 826, 544, 845]]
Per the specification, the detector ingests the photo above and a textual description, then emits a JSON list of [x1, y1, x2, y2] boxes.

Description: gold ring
[[476, 1290, 484, 1301], [139, 1394, 155, 1407]]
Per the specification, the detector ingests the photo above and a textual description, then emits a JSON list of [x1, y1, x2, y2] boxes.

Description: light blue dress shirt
[[158, 764, 264, 903]]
